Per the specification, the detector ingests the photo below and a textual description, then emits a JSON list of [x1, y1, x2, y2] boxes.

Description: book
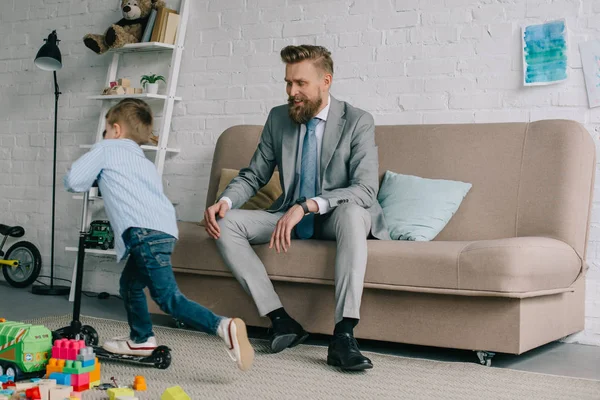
[[150, 7, 176, 42], [163, 13, 180, 45], [141, 9, 157, 42]]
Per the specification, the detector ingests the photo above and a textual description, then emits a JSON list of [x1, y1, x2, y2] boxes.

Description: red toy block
[[25, 387, 41, 400], [73, 383, 89, 392]]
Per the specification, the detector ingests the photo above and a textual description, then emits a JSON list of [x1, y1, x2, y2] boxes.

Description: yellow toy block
[[89, 380, 101, 389], [107, 388, 135, 400], [49, 385, 73, 400], [161, 386, 191, 400]]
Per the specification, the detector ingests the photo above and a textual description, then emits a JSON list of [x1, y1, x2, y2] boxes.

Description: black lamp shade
[[35, 31, 62, 71]]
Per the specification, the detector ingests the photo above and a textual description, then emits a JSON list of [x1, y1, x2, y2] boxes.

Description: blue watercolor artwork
[[522, 19, 568, 86], [579, 40, 600, 108]]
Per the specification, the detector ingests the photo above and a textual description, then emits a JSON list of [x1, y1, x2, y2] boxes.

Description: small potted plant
[[140, 74, 165, 95]]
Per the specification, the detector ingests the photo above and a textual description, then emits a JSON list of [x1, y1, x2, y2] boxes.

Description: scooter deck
[[92, 345, 172, 369]]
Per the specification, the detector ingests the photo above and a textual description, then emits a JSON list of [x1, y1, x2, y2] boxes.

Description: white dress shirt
[[222, 95, 332, 214]]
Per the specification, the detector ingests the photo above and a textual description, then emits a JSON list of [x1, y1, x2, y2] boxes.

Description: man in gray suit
[[204, 45, 389, 371]]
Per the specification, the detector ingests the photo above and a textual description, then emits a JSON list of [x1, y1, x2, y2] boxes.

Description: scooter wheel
[[152, 346, 171, 369], [82, 325, 99, 346]]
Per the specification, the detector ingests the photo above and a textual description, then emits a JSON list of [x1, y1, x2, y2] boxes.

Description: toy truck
[[84, 220, 115, 250], [0, 319, 52, 380]]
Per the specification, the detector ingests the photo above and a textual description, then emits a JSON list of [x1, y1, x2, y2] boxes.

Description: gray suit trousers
[[215, 204, 371, 324]]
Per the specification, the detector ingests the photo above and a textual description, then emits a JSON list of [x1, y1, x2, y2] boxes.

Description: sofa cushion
[[378, 170, 472, 241], [199, 169, 282, 226], [174, 222, 582, 294]]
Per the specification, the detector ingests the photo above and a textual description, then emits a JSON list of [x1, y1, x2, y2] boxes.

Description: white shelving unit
[[67, 0, 190, 301]]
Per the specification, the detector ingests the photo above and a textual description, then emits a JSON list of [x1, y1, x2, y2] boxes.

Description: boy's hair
[[105, 98, 153, 145], [280, 45, 334, 76]]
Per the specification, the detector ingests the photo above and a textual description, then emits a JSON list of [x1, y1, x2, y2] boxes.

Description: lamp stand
[[32, 70, 70, 296]]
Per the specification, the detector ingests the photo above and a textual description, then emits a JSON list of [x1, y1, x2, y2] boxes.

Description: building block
[[15, 380, 37, 390], [89, 359, 101, 384], [118, 78, 131, 87], [67, 340, 86, 360], [132, 376, 146, 391], [73, 384, 89, 392], [81, 359, 95, 368], [71, 372, 90, 387], [46, 358, 65, 377], [49, 372, 71, 387], [107, 388, 135, 400], [48, 385, 73, 400], [0, 390, 13, 396], [25, 386, 42, 400], [161, 386, 191, 400], [0, 376, 8, 383], [30, 378, 41, 383]]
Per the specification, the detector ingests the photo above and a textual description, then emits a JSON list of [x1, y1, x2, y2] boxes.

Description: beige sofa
[[150, 119, 595, 364]]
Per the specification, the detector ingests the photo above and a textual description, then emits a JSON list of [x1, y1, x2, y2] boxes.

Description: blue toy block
[[82, 359, 95, 368], [0, 376, 8, 383], [49, 372, 71, 386], [0, 389, 13, 395], [30, 378, 41, 383]]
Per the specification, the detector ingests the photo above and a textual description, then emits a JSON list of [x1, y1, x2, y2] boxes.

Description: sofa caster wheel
[[475, 351, 495, 367]]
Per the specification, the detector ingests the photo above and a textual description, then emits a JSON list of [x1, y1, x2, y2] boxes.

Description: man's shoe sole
[[290, 331, 309, 348], [270, 333, 298, 353], [327, 356, 373, 371]]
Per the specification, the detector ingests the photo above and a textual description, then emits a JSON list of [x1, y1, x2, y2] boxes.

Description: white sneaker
[[217, 318, 254, 371], [102, 335, 158, 356]]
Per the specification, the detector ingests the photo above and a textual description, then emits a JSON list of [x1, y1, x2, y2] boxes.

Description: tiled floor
[[2, 281, 599, 380]]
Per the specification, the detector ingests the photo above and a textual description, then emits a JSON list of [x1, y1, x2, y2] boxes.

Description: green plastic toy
[[0, 319, 53, 380]]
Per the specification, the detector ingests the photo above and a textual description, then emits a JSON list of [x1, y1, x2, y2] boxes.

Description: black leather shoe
[[327, 333, 373, 371], [269, 317, 309, 353]]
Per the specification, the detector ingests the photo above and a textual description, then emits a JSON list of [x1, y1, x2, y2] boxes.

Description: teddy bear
[[83, 0, 165, 54]]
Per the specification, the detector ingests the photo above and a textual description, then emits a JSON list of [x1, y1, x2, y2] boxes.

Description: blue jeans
[[120, 227, 223, 343]]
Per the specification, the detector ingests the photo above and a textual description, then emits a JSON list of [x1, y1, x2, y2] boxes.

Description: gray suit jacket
[[218, 95, 390, 240]]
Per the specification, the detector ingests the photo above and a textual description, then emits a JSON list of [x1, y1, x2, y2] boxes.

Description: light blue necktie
[[295, 117, 320, 239]]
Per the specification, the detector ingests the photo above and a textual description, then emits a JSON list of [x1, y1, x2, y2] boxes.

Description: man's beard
[[288, 94, 323, 125]]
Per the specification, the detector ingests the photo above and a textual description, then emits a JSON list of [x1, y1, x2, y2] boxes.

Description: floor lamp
[[32, 30, 70, 296]]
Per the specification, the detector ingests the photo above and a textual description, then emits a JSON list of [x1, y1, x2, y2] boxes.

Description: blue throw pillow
[[377, 170, 472, 241]]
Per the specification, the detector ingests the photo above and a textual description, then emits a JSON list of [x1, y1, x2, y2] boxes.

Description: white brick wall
[[1, 0, 600, 347]]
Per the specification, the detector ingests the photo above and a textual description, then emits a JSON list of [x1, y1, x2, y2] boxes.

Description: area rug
[[24, 315, 600, 400]]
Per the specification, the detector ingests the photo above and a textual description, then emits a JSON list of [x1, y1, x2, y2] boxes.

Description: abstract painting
[[522, 19, 568, 86], [580, 40, 600, 108]]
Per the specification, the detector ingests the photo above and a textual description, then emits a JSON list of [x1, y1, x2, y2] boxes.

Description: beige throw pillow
[[199, 168, 283, 226]]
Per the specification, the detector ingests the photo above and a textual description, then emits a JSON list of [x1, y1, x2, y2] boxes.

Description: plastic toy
[[132, 376, 146, 391], [107, 387, 134, 400], [161, 386, 191, 400], [0, 320, 53, 380], [84, 220, 115, 250], [46, 338, 102, 391], [0, 224, 42, 288]]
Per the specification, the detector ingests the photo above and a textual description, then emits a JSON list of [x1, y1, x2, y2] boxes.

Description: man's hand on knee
[[204, 200, 230, 239], [270, 204, 305, 253]]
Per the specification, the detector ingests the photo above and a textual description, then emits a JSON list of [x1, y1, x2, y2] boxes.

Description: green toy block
[[62, 359, 94, 374], [161, 386, 191, 400]]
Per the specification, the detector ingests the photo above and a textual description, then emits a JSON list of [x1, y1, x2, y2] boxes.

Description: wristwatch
[[294, 197, 311, 215]]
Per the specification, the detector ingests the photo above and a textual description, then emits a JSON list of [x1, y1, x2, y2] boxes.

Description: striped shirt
[[64, 139, 178, 262]]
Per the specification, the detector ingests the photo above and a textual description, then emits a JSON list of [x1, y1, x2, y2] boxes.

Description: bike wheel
[[2, 241, 42, 288]]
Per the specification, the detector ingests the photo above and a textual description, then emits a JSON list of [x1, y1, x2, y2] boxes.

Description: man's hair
[[280, 45, 334, 76], [105, 98, 153, 145]]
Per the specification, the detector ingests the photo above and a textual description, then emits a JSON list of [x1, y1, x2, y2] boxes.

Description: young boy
[[64, 98, 254, 371]]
